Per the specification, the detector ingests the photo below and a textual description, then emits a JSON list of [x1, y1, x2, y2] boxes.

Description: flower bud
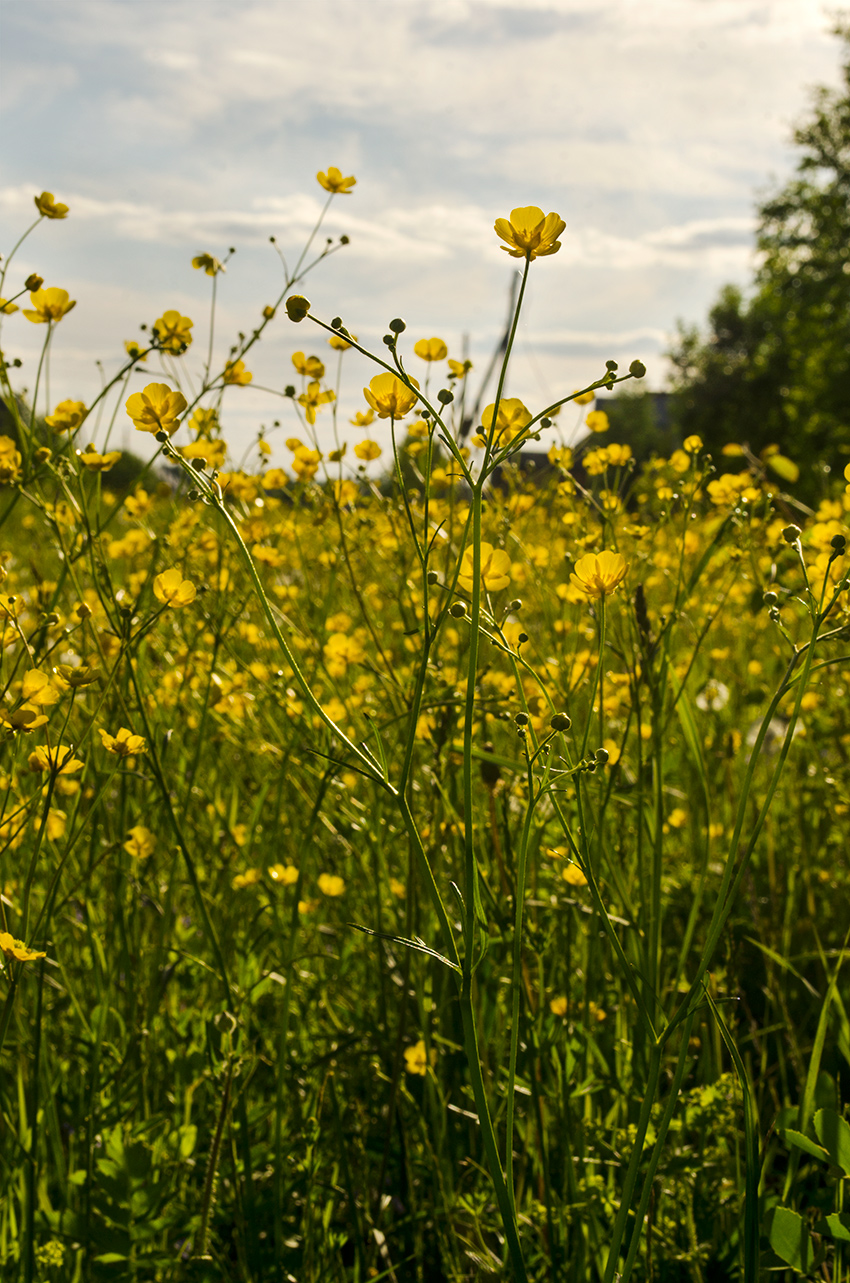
[[187, 488, 200, 501], [449, 602, 466, 619], [518, 632, 529, 644], [285, 295, 310, 322], [437, 389, 454, 405], [388, 318, 406, 334], [34, 446, 52, 464], [262, 306, 276, 320], [782, 524, 802, 544], [509, 598, 522, 611], [763, 591, 778, 607], [25, 273, 43, 292], [629, 359, 646, 378], [605, 359, 618, 371], [331, 317, 343, 329], [155, 430, 169, 443], [540, 417, 552, 428], [515, 712, 529, 727], [427, 571, 439, 585], [550, 712, 571, 732], [595, 747, 609, 765], [340, 235, 350, 245], [191, 458, 206, 472], [831, 534, 846, 552], [382, 334, 395, 346]]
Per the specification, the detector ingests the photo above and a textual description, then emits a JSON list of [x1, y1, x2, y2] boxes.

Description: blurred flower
[[683, 434, 703, 454], [124, 339, 147, 362], [318, 873, 345, 896], [350, 409, 375, 427], [124, 826, 155, 859], [268, 863, 298, 885], [585, 410, 609, 434], [292, 351, 325, 379], [0, 437, 22, 484], [573, 389, 595, 406], [153, 568, 196, 608], [223, 359, 252, 386], [232, 868, 262, 890], [414, 337, 448, 361], [695, 680, 730, 712], [317, 167, 356, 194], [448, 359, 471, 379], [494, 206, 565, 260], [192, 252, 225, 276], [34, 191, 69, 219], [404, 1040, 432, 1075], [354, 439, 381, 461], [23, 288, 76, 324], [28, 744, 84, 775], [99, 727, 147, 757], [77, 445, 122, 473], [458, 541, 511, 594], [329, 331, 356, 351], [125, 383, 187, 436], [0, 299, 19, 315], [550, 996, 568, 1016], [152, 310, 193, 354], [363, 373, 419, 420], [0, 932, 46, 962], [298, 380, 335, 425], [562, 863, 588, 887], [570, 550, 628, 599], [476, 398, 531, 447]]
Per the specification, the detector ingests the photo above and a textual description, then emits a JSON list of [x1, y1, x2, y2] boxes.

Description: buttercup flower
[[292, 351, 325, 379], [585, 410, 609, 434], [192, 253, 225, 276], [350, 410, 374, 427], [268, 863, 299, 885], [550, 996, 568, 1016], [77, 445, 122, 473], [317, 167, 356, 195], [570, 550, 628, 599], [478, 398, 531, 447], [23, 288, 76, 324], [153, 568, 196, 608], [34, 192, 69, 219], [0, 299, 19, 315], [457, 542, 512, 594], [124, 339, 147, 362], [28, 744, 84, 775], [448, 358, 471, 379], [329, 331, 356, 351], [298, 380, 335, 424], [99, 727, 147, 757], [562, 863, 588, 888], [285, 295, 311, 322], [0, 932, 46, 962], [354, 440, 382, 461], [318, 873, 345, 896], [124, 826, 155, 859], [0, 438, 22, 485], [223, 359, 252, 386], [414, 337, 448, 362], [404, 1040, 434, 1075], [363, 373, 420, 420], [152, 310, 193, 354], [125, 383, 187, 436], [494, 206, 566, 260]]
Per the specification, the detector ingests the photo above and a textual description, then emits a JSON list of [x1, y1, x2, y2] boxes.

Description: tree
[[669, 20, 850, 492]]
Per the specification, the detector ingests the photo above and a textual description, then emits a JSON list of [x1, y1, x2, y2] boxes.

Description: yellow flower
[[475, 398, 531, 448], [28, 744, 84, 775], [124, 826, 155, 859], [573, 388, 594, 406], [570, 550, 628, 599], [390, 877, 405, 898], [722, 443, 745, 457], [223, 359, 252, 386], [354, 439, 381, 461], [181, 438, 227, 469], [291, 447, 321, 481], [124, 339, 147, 362], [318, 873, 345, 897], [53, 664, 100, 688], [34, 191, 69, 219], [667, 807, 688, 829], [404, 1040, 434, 1075], [550, 996, 568, 1017], [0, 299, 19, 315], [99, 727, 147, 757], [683, 434, 703, 454], [585, 410, 609, 434], [23, 287, 76, 324], [77, 445, 122, 473], [125, 383, 188, 436], [22, 670, 61, 706], [363, 373, 420, 420], [329, 331, 357, 351], [448, 359, 471, 379], [414, 337, 448, 362], [0, 932, 46, 962], [268, 863, 299, 885], [192, 252, 225, 276], [494, 206, 565, 260], [562, 863, 588, 887], [152, 310, 193, 354], [292, 351, 325, 379], [232, 868, 262, 890], [153, 568, 196, 608], [298, 380, 335, 425], [0, 438, 22, 484], [457, 541, 512, 593], [606, 443, 632, 468], [350, 410, 375, 427], [317, 167, 356, 194], [285, 295, 311, 322], [262, 467, 289, 490]]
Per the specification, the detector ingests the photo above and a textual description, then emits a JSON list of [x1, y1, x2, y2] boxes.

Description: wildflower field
[[0, 177, 849, 1283]]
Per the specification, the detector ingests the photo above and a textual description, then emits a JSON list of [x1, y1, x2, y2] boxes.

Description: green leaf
[[93, 1254, 129, 1263], [766, 454, 800, 483], [814, 1108, 850, 1176], [815, 1213, 850, 1242], [778, 1128, 830, 1163], [769, 1207, 814, 1274]]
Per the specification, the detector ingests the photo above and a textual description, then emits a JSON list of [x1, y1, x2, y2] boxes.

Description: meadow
[[0, 178, 848, 1283]]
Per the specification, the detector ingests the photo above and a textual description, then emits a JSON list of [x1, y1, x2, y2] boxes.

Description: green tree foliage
[[669, 20, 850, 489]]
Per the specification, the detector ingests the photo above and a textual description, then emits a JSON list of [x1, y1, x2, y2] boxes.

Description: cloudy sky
[[0, 0, 844, 462]]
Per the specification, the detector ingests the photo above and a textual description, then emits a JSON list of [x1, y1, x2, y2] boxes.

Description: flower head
[[124, 339, 147, 362], [292, 351, 325, 379], [0, 299, 19, 315], [354, 439, 381, 461], [414, 337, 448, 362], [317, 167, 356, 195], [153, 568, 196, 608], [477, 398, 531, 448], [28, 744, 84, 775], [77, 445, 122, 473], [494, 206, 565, 261], [192, 252, 226, 276], [23, 288, 76, 324], [298, 380, 335, 425], [329, 331, 357, 352], [99, 727, 147, 757], [363, 373, 420, 420], [34, 192, 69, 220], [404, 1040, 435, 1076], [268, 863, 299, 885], [457, 542, 512, 594], [585, 410, 609, 434], [223, 359, 252, 386], [152, 310, 193, 354], [125, 383, 187, 436], [0, 932, 46, 962], [318, 873, 345, 896], [570, 550, 628, 599], [125, 826, 155, 859]]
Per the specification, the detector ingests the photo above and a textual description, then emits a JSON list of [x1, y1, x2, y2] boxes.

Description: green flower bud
[[285, 295, 311, 322], [550, 712, 571, 732]]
